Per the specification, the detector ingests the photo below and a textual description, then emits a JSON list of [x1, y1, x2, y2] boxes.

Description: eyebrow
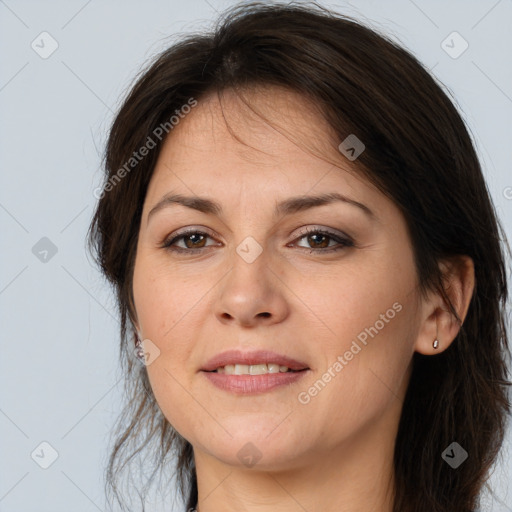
[[147, 192, 375, 225]]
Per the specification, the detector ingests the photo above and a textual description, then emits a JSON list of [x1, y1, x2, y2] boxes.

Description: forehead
[[165, 87, 337, 160], [144, 86, 380, 214]]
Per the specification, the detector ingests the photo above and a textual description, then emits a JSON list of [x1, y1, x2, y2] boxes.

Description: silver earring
[[433, 312, 440, 349]]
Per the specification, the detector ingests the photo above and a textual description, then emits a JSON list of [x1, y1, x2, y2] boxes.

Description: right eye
[[161, 229, 219, 253]]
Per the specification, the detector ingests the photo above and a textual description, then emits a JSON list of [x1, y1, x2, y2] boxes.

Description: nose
[[215, 248, 290, 328]]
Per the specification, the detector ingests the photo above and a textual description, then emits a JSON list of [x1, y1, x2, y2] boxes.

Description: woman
[[88, 2, 511, 511]]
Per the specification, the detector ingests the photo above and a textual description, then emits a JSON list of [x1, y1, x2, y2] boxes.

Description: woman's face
[[132, 87, 424, 471]]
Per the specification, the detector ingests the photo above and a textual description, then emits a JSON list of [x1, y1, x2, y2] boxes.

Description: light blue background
[[1, 0, 511, 511]]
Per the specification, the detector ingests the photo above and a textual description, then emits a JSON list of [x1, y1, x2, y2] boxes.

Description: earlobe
[[414, 255, 475, 356]]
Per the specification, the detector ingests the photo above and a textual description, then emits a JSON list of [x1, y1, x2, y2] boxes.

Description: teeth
[[215, 364, 293, 374]]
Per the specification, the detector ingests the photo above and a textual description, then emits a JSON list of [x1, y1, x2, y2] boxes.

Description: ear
[[414, 255, 475, 355]]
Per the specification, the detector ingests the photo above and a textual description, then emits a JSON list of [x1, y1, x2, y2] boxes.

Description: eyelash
[[160, 227, 354, 255]]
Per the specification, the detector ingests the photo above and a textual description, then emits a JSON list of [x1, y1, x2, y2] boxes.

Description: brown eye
[[293, 228, 354, 254], [162, 230, 217, 252], [305, 232, 330, 249], [161, 227, 354, 255], [181, 233, 207, 249]]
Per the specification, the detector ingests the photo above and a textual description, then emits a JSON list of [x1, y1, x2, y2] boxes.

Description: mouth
[[199, 349, 310, 394], [200, 349, 310, 373], [203, 364, 308, 374], [201, 366, 310, 394]]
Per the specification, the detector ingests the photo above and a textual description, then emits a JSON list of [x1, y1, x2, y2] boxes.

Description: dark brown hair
[[87, 2, 511, 511]]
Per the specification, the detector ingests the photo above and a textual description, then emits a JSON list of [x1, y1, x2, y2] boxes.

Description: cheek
[[298, 311, 413, 443], [132, 254, 209, 340], [293, 257, 412, 351], [132, 257, 207, 438], [132, 258, 201, 409], [293, 259, 416, 423]]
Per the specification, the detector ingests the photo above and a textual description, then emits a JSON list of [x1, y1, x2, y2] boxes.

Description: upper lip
[[200, 349, 309, 372]]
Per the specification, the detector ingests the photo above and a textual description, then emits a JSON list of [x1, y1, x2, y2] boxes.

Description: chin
[[210, 442, 306, 472], [197, 423, 308, 469]]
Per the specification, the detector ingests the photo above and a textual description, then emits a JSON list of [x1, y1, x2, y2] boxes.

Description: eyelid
[[162, 224, 350, 241], [160, 226, 217, 247], [293, 224, 351, 240], [290, 226, 355, 252]]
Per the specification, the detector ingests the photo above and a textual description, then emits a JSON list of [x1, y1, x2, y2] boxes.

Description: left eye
[[292, 229, 354, 253]]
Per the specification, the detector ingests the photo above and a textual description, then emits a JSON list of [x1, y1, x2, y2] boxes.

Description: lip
[[202, 370, 309, 394], [200, 349, 309, 372], [200, 349, 310, 395]]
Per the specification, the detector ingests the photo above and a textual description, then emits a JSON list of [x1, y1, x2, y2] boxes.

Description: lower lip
[[201, 369, 309, 394]]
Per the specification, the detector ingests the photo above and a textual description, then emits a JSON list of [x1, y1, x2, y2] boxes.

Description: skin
[[131, 86, 475, 512]]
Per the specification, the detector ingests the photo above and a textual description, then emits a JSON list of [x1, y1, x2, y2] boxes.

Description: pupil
[[186, 234, 205, 248], [309, 234, 328, 248]]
